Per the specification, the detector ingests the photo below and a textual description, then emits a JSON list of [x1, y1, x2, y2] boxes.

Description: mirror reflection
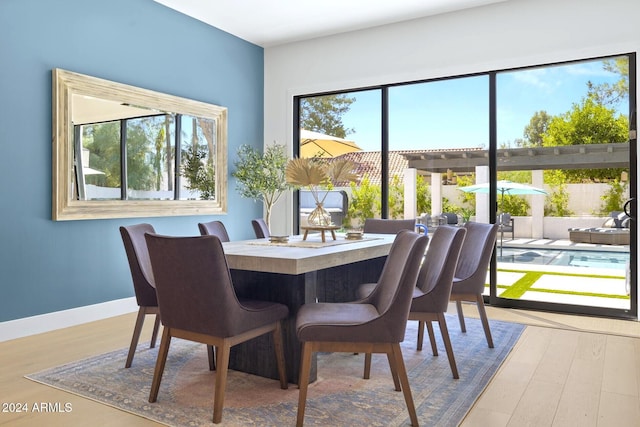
[[53, 69, 228, 220]]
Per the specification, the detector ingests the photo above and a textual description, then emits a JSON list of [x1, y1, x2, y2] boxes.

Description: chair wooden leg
[[207, 345, 216, 371], [386, 351, 401, 391], [125, 307, 146, 368], [212, 341, 230, 424], [437, 313, 459, 379], [426, 321, 438, 356], [475, 294, 494, 348], [149, 327, 171, 402], [272, 323, 288, 389], [390, 343, 419, 427], [416, 320, 424, 351], [150, 314, 160, 348], [455, 300, 466, 333], [364, 353, 372, 379], [296, 342, 313, 427]]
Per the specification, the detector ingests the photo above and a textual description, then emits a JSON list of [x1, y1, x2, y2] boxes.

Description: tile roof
[[331, 150, 420, 186]]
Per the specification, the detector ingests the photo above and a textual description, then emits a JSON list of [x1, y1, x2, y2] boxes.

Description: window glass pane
[[389, 76, 489, 227], [298, 90, 382, 229], [126, 115, 174, 200], [496, 56, 630, 309], [179, 115, 217, 200], [80, 121, 121, 200]]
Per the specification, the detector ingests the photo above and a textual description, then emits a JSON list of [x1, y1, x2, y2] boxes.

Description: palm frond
[[326, 159, 358, 183], [285, 158, 328, 187]]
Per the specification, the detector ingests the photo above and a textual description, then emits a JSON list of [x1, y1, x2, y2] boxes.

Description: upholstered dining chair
[[363, 218, 418, 234], [450, 221, 499, 348], [145, 233, 288, 424], [404, 226, 466, 378], [358, 225, 466, 379], [251, 218, 270, 238], [198, 220, 231, 241], [296, 231, 429, 427], [119, 223, 161, 368]]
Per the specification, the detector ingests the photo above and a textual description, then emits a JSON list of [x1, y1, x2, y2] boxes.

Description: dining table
[[222, 232, 396, 384]]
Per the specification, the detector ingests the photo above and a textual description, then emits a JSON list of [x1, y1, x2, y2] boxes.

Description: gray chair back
[[251, 218, 270, 238], [119, 223, 158, 307], [198, 220, 230, 242], [145, 234, 287, 337], [413, 226, 467, 313], [359, 231, 429, 341], [455, 222, 498, 291], [363, 218, 416, 234]]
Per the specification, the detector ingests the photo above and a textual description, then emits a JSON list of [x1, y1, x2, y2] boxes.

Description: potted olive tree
[[232, 143, 291, 230]]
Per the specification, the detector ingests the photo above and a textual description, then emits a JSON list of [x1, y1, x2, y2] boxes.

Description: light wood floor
[[1, 306, 638, 427]]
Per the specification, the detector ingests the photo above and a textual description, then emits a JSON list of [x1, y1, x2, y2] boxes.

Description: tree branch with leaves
[[232, 143, 291, 229]]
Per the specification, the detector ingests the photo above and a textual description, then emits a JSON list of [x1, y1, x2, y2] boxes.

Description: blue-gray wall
[[0, 0, 264, 321]]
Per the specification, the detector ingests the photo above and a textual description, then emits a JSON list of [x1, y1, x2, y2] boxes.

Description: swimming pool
[[498, 247, 629, 270]]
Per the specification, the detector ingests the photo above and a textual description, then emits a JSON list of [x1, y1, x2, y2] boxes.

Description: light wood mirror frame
[[52, 68, 227, 220]]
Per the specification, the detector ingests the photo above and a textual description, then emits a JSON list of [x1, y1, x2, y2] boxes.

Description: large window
[[295, 53, 636, 319]]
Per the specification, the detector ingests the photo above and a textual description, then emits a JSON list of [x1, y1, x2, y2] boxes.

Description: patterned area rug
[[26, 316, 525, 426]]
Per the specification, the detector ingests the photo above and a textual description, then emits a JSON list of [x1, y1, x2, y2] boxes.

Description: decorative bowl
[[269, 235, 289, 243], [345, 231, 364, 240]]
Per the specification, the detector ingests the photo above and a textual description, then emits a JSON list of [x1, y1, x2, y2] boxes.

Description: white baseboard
[[0, 297, 138, 342]]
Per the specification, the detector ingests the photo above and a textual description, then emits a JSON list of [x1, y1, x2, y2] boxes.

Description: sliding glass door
[[493, 55, 636, 317], [387, 76, 490, 226], [294, 53, 637, 319]]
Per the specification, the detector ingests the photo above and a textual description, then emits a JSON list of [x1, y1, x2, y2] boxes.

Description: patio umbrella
[[458, 180, 548, 255], [299, 129, 362, 158], [458, 180, 548, 213]]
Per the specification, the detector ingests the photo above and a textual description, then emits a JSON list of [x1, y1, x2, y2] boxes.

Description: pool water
[[498, 248, 629, 270]]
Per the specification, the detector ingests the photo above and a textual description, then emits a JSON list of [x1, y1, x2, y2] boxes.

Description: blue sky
[[340, 58, 627, 152]]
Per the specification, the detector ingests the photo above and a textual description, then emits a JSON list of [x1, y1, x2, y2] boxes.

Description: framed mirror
[[52, 68, 228, 220]]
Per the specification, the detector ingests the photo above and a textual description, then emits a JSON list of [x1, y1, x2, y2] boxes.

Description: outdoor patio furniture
[[441, 212, 460, 225], [568, 227, 593, 243], [498, 213, 514, 240], [568, 212, 630, 245], [589, 228, 630, 245], [419, 213, 448, 232]]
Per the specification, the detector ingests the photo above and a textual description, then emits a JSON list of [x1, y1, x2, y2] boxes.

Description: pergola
[[402, 142, 630, 173], [399, 142, 630, 236]]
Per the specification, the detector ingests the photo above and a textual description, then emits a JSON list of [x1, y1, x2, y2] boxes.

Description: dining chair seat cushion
[[296, 303, 380, 342], [236, 299, 289, 328], [196, 297, 288, 339]]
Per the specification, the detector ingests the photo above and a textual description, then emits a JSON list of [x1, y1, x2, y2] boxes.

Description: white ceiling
[[154, 0, 508, 47]]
